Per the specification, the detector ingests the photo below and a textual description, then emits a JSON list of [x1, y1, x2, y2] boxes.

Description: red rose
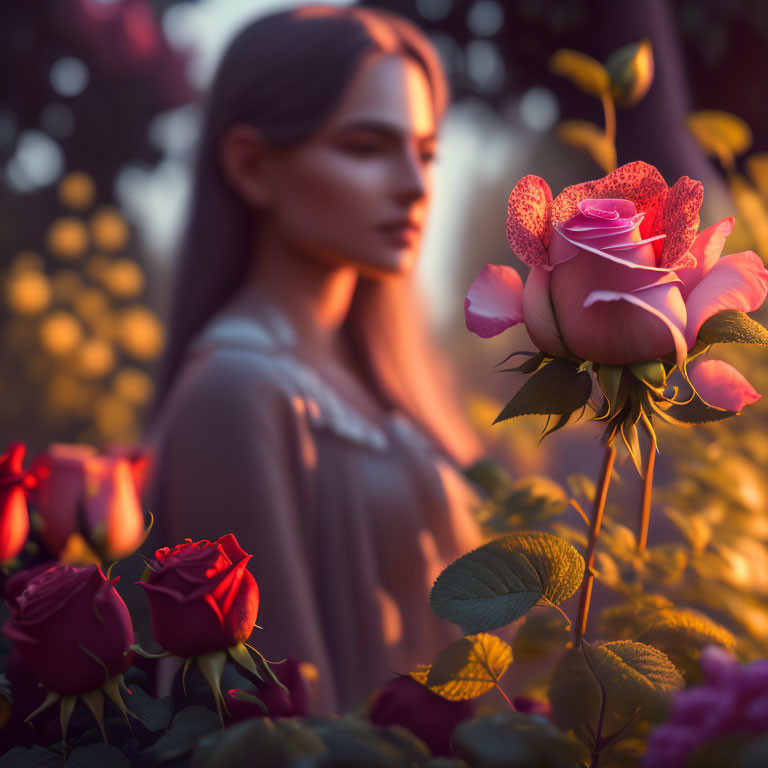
[[3, 564, 134, 694], [0, 442, 30, 563], [369, 675, 474, 757], [30, 444, 146, 561], [139, 534, 259, 657]]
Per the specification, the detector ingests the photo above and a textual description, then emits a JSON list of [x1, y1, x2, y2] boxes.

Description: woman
[[150, 5, 483, 713]]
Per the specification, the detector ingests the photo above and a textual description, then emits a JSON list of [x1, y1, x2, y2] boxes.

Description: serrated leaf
[[585, 640, 684, 716], [556, 119, 617, 173], [410, 634, 512, 701], [639, 609, 736, 653], [687, 110, 752, 165], [494, 359, 592, 424], [697, 309, 768, 346], [606, 39, 654, 108], [549, 49, 610, 97], [430, 532, 584, 633]]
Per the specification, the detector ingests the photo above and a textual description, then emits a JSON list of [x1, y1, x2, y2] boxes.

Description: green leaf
[[584, 640, 684, 719], [697, 309, 768, 346], [549, 49, 610, 97], [606, 39, 654, 108], [144, 705, 221, 764], [687, 110, 752, 164], [464, 459, 514, 502], [665, 395, 736, 424], [0, 746, 61, 768], [67, 745, 131, 768], [410, 634, 512, 701], [503, 476, 568, 522], [430, 532, 584, 633], [512, 610, 571, 662], [597, 364, 624, 416], [122, 682, 173, 732], [494, 359, 592, 424], [629, 360, 667, 389]]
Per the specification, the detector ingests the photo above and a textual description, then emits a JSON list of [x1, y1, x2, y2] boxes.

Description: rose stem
[[575, 442, 616, 643], [637, 430, 657, 555]]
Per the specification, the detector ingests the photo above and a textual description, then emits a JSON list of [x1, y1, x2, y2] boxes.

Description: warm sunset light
[[102, 258, 145, 299], [47, 216, 89, 260], [116, 305, 163, 361], [5, 270, 52, 316], [76, 337, 116, 379], [113, 366, 153, 405], [89, 207, 129, 252], [38, 310, 83, 356], [58, 171, 96, 211]]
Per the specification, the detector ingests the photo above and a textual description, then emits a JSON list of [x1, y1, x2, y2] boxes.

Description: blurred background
[[2, 0, 768, 484]]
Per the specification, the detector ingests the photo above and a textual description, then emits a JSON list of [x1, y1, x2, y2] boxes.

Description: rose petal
[[550, 161, 668, 235], [582, 283, 688, 368], [522, 266, 569, 357], [684, 250, 768, 347], [689, 358, 760, 412], [659, 175, 704, 268], [505, 175, 553, 267], [675, 217, 735, 299], [465, 264, 524, 338]]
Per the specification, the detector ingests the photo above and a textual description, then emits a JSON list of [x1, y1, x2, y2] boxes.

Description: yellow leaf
[[556, 120, 616, 173], [410, 633, 512, 701], [729, 173, 768, 261], [687, 110, 752, 168], [549, 49, 610, 97], [606, 39, 654, 108], [746, 152, 768, 201]]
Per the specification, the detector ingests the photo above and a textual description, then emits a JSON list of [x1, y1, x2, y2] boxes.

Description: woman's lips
[[379, 221, 420, 248]]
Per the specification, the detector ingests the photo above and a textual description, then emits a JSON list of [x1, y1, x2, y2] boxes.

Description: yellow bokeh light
[[58, 172, 96, 211], [11, 250, 44, 273], [90, 207, 129, 252], [47, 217, 89, 260], [113, 366, 154, 405], [94, 395, 135, 440], [103, 258, 145, 299], [117, 305, 164, 361], [39, 311, 83, 356], [51, 270, 84, 303], [74, 286, 110, 325], [77, 338, 116, 379], [5, 270, 52, 316]]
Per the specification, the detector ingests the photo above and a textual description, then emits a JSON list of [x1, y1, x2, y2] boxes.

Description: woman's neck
[[245, 225, 359, 360]]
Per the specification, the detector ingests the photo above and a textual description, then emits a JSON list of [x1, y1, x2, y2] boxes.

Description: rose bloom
[[30, 444, 145, 561], [0, 442, 30, 563], [369, 675, 473, 757], [139, 534, 259, 657], [465, 162, 768, 412], [3, 564, 134, 694]]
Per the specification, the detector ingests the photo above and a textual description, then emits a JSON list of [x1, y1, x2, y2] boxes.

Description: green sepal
[[195, 650, 229, 727], [227, 643, 263, 682], [60, 695, 77, 747], [81, 689, 107, 743], [629, 360, 667, 390], [597, 365, 624, 417]]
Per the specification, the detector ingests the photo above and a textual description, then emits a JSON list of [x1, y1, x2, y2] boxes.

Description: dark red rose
[[225, 657, 309, 722], [3, 564, 134, 694], [369, 675, 474, 757], [139, 534, 259, 657], [0, 442, 30, 563]]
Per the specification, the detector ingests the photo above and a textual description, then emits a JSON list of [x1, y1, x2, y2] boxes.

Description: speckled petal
[[505, 175, 553, 267], [660, 176, 704, 268]]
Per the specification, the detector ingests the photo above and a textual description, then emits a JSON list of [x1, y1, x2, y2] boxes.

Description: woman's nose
[[393, 146, 428, 204]]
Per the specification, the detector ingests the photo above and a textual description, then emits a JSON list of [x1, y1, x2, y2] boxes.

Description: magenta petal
[[684, 250, 768, 347], [675, 217, 735, 299], [522, 266, 569, 357], [465, 264, 524, 338], [689, 358, 760, 412], [582, 284, 688, 369]]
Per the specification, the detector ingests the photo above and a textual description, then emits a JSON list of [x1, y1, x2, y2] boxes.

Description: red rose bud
[[31, 444, 146, 562], [369, 675, 473, 757], [225, 657, 309, 722], [0, 442, 30, 563], [139, 534, 259, 657], [3, 564, 134, 694]]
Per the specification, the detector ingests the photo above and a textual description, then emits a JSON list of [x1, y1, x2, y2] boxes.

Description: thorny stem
[[637, 429, 657, 555], [575, 442, 616, 643]]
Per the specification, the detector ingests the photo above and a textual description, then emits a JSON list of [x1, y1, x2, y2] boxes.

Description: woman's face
[[255, 54, 438, 278]]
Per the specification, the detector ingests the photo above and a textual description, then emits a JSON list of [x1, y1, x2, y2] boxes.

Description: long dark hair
[[156, 5, 481, 465]]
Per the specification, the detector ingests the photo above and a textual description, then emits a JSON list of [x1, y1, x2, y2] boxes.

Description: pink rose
[[0, 442, 30, 563], [30, 444, 146, 561], [139, 534, 259, 657], [3, 564, 134, 694], [466, 162, 768, 411]]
